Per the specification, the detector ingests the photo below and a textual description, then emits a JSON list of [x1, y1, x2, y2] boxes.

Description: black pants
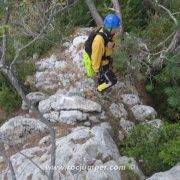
[[98, 64, 117, 87]]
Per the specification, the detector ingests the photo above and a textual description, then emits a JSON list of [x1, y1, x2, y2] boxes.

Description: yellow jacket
[[91, 31, 114, 73]]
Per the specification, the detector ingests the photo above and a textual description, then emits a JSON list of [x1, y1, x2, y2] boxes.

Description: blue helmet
[[103, 14, 121, 29]]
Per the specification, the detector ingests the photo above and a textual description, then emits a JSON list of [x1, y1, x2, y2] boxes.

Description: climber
[[83, 14, 121, 92]]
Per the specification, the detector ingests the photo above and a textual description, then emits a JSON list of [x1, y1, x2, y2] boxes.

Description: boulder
[[39, 94, 102, 114], [142, 119, 163, 128], [118, 156, 145, 180], [38, 135, 51, 147], [121, 94, 141, 107], [21, 92, 48, 110], [119, 118, 135, 134], [86, 160, 121, 180], [147, 164, 180, 180], [0, 116, 48, 145], [36, 54, 67, 71], [0, 123, 121, 180], [59, 110, 87, 124], [131, 105, 157, 122], [39, 93, 102, 125], [83, 121, 91, 127], [110, 103, 128, 119]]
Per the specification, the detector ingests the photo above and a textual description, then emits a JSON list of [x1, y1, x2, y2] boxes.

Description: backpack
[[83, 28, 111, 77]]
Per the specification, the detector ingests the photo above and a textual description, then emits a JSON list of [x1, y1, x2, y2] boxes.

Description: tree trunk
[[85, 0, 103, 26], [0, 67, 56, 180], [111, 0, 122, 24], [111, 0, 124, 39], [169, 30, 180, 54]]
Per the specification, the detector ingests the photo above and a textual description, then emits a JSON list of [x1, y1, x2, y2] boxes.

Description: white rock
[[36, 54, 61, 70], [32, 52, 39, 61], [0, 116, 48, 145], [0, 124, 121, 180], [63, 42, 71, 48], [0, 156, 4, 164], [100, 122, 113, 136], [22, 92, 48, 110], [38, 135, 50, 147], [86, 169, 109, 180], [118, 156, 145, 180], [89, 116, 100, 123], [118, 130, 124, 141], [84, 121, 91, 127], [86, 160, 121, 180], [110, 103, 128, 119], [121, 94, 141, 107], [38, 98, 52, 114], [39, 94, 102, 113], [72, 35, 87, 47], [59, 110, 87, 125], [147, 164, 180, 180], [100, 111, 107, 120], [119, 118, 135, 134], [131, 105, 157, 122], [142, 119, 163, 128]]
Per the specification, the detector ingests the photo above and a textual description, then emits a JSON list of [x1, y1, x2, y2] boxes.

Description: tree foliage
[[121, 123, 180, 176]]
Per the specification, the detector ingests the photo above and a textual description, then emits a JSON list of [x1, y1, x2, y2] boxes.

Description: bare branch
[[154, 32, 175, 49], [10, 0, 79, 69], [0, 6, 11, 65], [172, 12, 180, 15], [10, 1, 58, 69], [0, 67, 56, 180], [0, 142, 16, 180], [166, 30, 180, 54], [111, 0, 124, 39], [157, 4, 178, 25], [18, 151, 48, 177], [85, 0, 103, 26]]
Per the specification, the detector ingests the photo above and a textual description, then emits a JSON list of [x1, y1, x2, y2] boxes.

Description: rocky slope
[[0, 28, 177, 180]]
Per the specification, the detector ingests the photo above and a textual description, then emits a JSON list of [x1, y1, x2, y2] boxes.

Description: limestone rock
[[118, 156, 145, 180], [131, 105, 157, 122], [0, 116, 48, 145], [0, 123, 121, 180], [21, 92, 48, 110], [59, 110, 87, 124], [121, 94, 141, 107], [110, 103, 128, 119], [89, 116, 100, 123], [43, 111, 60, 123], [86, 160, 121, 180], [39, 94, 102, 114], [119, 118, 135, 134], [147, 164, 180, 180], [36, 54, 67, 71], [38, 135, 51, 147], [118, 130, 125, 141], [142, 119, 163, 128], [83, 121, 91, 127]]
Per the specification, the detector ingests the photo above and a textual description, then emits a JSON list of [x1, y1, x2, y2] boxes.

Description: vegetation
[[114, 0, 180, 121], [120, 123, 180, 176], [114, 0, 180, 176], [0, 0, 179, 178], [0, 0, 93, 117]]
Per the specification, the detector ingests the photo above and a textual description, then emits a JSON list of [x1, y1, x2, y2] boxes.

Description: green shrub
[[120, 123, 180, 176], [146, 53, 180, 121], [0, 86, 21, 115], [0, 60, 35, 115], [113, 33, 142, 77], [121, 167, 141, 180], [15, 61, 36, 82], [121, 0, 151, 32]]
